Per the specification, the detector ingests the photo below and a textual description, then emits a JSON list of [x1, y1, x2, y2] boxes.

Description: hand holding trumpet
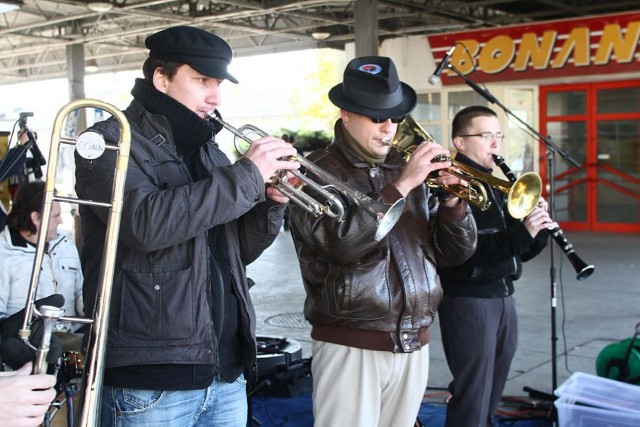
[[241, 135, 301, 203], [390, 140, 464, 204]]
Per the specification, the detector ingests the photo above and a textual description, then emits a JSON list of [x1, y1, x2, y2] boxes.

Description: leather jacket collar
[[332, 119, 405, 171]]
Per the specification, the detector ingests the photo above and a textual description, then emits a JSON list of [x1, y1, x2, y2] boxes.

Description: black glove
[[0, 294, 65, 370]]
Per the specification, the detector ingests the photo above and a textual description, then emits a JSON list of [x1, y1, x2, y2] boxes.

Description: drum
[[256, 335, 302, 377], [254, 335, 311, 398], [62, 351, 85, 379]]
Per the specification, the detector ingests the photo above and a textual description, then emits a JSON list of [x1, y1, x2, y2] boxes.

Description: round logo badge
[[75, 130, 106, 160], [358, 64, 382, 74]]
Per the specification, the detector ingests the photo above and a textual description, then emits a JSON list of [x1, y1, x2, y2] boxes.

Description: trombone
[[384, 115, 543, 219], [18, 98, 131, 426], [211, 117, 405, 241]]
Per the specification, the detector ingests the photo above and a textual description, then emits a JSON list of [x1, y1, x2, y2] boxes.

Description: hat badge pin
[[358, 64, 382, 74]]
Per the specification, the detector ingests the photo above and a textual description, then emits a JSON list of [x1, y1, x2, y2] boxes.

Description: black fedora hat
[[329, 56, 416, 120], [145, 26, 239, 84]]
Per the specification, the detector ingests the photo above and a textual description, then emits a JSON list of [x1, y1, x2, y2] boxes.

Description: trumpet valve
[[432, 154, 451, 163]]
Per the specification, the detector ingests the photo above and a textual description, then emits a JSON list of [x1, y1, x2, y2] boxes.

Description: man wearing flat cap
[[75, 25, 299, 426], [288, 56, 477, 427]]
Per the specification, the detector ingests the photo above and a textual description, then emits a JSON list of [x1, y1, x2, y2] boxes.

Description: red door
[[540, 81, 640, 233]]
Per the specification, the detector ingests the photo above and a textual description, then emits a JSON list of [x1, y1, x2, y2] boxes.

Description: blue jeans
[[100, 375, 248, 426]]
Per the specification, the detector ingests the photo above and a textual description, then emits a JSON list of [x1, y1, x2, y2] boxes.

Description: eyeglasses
[[370, 115, 406, 124], [458, 132, 505, 142]]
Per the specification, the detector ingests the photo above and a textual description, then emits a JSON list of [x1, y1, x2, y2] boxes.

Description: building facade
[[362, 11, 640, 233]]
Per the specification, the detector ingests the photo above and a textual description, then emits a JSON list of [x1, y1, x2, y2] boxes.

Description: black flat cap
[[145, 26, 238, 84]]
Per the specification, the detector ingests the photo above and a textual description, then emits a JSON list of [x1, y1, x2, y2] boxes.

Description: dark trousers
[[438, 295, 518, 427]]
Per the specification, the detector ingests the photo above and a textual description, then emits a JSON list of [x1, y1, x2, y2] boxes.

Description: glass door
[[594, 84, 640, 230], [540, 86, 589, 228], [540, 81, 640, 232]]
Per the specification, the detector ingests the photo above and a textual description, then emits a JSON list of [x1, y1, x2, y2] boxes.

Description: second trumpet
[[384, 115, 543, 219], [211, 117, 405, 241]]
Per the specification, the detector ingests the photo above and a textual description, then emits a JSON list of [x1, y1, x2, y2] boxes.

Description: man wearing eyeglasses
[[287, 56, 477, 427], [437, 105, 552, 427]]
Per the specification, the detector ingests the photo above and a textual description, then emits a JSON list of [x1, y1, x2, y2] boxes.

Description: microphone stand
[[445, 63, 584, 423], [0, 114, 46, 182]]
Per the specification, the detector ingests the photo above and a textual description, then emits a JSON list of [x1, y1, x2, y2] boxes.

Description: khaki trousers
[[311, 339, 429, 427]]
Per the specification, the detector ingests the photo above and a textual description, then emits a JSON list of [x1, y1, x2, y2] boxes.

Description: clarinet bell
[[567, 252, 594, 281], [549, 225, 594, 281]]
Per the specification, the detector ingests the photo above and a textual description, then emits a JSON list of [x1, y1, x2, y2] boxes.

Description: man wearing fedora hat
[[288, 56, 477, 426], [75, 25, 299, 426]]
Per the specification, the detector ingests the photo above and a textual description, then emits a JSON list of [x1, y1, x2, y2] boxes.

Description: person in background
[[438, 105, 551, 427], [75, 25, 298, 426], [288, 56, 477, 427], [0, 180, 83, 327]]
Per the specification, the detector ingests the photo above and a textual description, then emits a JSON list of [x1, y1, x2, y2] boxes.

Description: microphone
[[428, 45, 456, 86]]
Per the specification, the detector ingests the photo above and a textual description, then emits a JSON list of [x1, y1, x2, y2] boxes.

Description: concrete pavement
[[247, 228, 640, 402]]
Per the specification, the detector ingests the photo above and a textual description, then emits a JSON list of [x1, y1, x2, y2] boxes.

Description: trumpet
[[211, 117, 405, 241], [493, 154, 594, 281], [383, 115, 543, 219]]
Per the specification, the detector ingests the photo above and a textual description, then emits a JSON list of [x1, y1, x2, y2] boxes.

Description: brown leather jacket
[[289, 121, 477, 353]]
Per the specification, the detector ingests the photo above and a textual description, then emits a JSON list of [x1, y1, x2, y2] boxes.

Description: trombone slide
[[18, 98, 131, 426], [32, 305, 64, 375]]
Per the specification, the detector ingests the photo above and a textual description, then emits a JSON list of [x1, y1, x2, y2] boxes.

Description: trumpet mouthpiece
[[381, 136, 392, 145]]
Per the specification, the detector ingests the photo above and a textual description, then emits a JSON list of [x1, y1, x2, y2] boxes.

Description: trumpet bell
[[374, 198, 406, 241], [388, 115, 544, 219], [507, 171, 543, 219]]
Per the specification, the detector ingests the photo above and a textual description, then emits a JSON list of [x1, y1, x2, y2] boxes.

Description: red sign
[[427, 11, 640, 84]]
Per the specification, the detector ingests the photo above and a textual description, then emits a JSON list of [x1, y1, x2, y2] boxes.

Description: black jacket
[[75, 99, 285, 372], [438, 152, 548, 298]]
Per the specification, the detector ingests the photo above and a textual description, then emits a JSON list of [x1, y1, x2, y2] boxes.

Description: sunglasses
[[369, 115, 406, 124]]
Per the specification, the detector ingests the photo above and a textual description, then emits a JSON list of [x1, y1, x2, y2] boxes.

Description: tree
[[284, 49, 343, 134], [277, 128, 332, 154]]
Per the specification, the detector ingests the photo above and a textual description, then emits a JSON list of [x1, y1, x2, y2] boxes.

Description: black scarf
[[130, 78, 223, 155]]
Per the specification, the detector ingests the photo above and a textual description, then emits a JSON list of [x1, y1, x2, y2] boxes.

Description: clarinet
[[492, 154, 594, 281]]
